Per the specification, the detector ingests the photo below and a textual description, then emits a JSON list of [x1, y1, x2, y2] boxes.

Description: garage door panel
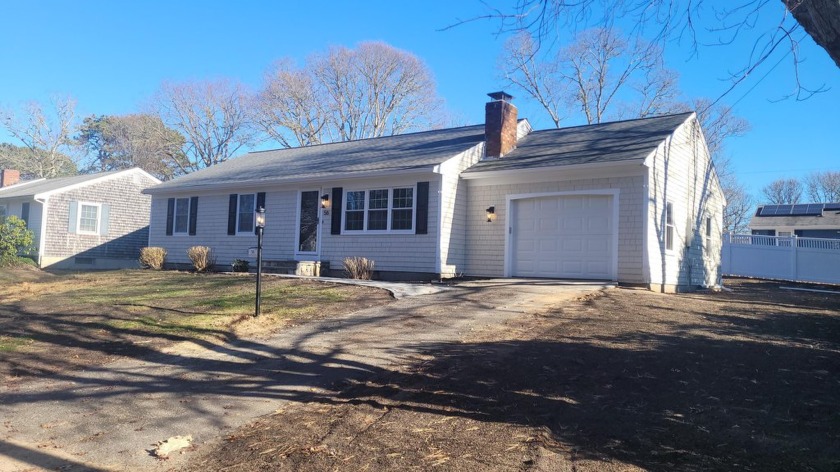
[[513, 195, 614, 279]]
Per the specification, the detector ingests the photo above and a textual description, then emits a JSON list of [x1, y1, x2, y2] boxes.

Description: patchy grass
[[0, 269, 392, 382]]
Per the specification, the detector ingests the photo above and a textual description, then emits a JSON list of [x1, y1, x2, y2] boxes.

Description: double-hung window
[[237, 194, 256, 234], [78, 203, 100, 234], [172, 198, 190, 234], [705, 216, 712, 248], [665, 202, 675, 251], [343, 187, 414, 233]]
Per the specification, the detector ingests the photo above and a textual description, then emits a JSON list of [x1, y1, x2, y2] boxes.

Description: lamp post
[[254, 206, 266, 317]]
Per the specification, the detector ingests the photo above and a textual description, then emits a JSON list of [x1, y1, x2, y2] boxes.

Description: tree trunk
[[785, 0, 840, 68]]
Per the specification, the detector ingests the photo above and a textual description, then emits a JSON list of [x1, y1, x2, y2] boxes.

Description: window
[[343, 187, 415, 233], [237, 194, 255, 233], [173, 198, 190, 234], [665, 202, 674, 251], [78, 203, 100, 234], [705, 217, 713, 245], [0, 205, 6, 222]]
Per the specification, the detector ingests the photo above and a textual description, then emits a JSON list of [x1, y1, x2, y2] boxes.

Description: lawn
[[0, 268, 392, 382], [184, 279, 840, 472]]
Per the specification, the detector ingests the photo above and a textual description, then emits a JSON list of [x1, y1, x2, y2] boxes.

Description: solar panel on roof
[[824, 203, 840, 211], [759, 205, 779, 216], [806, 203, 824, 215], [791, 204, 810, 215]]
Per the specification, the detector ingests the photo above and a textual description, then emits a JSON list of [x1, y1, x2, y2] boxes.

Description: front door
[[297, 190, 320, 256]]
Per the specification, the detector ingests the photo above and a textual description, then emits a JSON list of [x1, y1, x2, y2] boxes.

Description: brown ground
[[0, 268, 392, 384], [184, 278, 840, 472]]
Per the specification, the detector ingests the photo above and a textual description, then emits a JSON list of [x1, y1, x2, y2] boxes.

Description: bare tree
[[152, 80, 257, 172], [77, 114, 187, 180], [254, 42, 443, 148], [458, 1, 832, 101], [805, 170, 840, 202], [1, 96, 79, 178], [762, 178, 804, 204], [501, 28, 680, 126]]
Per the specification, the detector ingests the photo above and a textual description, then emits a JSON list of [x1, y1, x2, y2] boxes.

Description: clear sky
[[1, 0, 837, 200]]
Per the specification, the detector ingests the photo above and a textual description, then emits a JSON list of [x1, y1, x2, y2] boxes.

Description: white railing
[[722, 233, 840, 284]]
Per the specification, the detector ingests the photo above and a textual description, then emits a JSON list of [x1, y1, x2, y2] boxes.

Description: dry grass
[[139, 246, 167, 269], [343, 256, 375, 280], [187, 246, 216, 272]]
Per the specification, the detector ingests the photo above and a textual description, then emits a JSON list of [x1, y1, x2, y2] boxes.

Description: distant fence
[[722, 234, 840, 285]]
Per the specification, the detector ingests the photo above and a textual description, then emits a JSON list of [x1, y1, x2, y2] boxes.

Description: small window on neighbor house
[[78, 203, 100, 234], [0, 205, 6, 222], [665, 202, 675, 251], [237, 194, 256, 233], [173, 198, 190, 234], [705, 217, 712, 246]]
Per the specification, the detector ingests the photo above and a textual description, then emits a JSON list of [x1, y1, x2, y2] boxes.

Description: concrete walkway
[[0, 279, 611, 472]]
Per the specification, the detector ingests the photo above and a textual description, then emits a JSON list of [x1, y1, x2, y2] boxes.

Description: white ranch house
[[144, 93, 724, 292]]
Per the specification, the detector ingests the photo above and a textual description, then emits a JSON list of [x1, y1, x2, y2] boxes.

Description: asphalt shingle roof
[[464, 112, 693, 174], [148, 124, 487, 193], [0, 171, 121, 199]]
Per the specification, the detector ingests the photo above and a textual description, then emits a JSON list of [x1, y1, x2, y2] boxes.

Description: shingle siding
[[645, 118, 723, 288], [464, 171, 646, 281], [149, 175, 441, 275], [43, 172, 157, 265], [438, 143, 484, 277]]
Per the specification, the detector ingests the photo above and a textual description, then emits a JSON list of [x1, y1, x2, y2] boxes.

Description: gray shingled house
[[0, 168, 160, 268], [749, 203, 840, 239], [144, 93, 725, 291]]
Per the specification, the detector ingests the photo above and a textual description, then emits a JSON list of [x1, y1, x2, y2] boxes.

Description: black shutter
[[188, 197, 198, 236], [21, 202, 29, 227], [165, 198, 175, 236], [331, 187, 343, 235], [415, 181, 429, 235], [228, 194, 238, 235], [255, 192, 266, 235]]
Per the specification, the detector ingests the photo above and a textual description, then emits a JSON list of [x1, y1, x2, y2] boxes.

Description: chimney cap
[[487, 91, 514, 102]]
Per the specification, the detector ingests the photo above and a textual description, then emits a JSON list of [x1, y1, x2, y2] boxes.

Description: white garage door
[[511, 195, 614, 279]]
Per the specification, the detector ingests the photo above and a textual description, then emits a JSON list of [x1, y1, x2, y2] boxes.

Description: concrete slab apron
[[0, 281, 610, 472]]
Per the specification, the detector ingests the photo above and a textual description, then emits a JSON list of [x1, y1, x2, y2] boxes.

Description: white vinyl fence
[[722, 234, 840, 284]]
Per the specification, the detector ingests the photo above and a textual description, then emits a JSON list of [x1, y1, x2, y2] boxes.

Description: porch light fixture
[[486, 206, 496, 222], [254, 206, 266, 317], [321, 194, 330, 209]]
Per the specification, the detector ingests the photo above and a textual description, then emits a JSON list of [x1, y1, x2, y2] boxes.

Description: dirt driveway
[[0, 279, 608, 471], [183, 279, 840, 472]]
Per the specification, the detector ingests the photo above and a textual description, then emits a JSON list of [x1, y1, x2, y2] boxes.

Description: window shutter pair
[[226, 192, 265, 236], [165, 197, 199, 236], [67, 201, 110, 236], [329, 182, 429, 235]]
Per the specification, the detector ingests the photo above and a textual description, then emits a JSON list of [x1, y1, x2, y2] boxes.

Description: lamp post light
[[254, 206, 266, 317]]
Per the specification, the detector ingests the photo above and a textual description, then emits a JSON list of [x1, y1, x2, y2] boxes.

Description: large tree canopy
[[254, 41, 444, 148], [1, 96, 79, 178]]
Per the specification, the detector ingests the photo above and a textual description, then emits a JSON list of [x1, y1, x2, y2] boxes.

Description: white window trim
[[171, 197, 191, 235], [236, 193, 256, 236], [341, 186, 416, 235], [77, 201, 101, 235], [665, 201, 675, 252]]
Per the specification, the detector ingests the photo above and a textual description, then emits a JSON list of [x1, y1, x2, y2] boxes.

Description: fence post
[[791, 235, 798, 281]]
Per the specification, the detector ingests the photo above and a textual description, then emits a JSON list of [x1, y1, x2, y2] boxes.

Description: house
[[144, 93, 724, 292], [0, 168, 161, 268], [749, 203, 840, 239]]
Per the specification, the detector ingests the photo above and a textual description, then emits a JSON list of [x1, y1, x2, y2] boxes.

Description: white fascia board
[[463, 160, 645, 185], [34, 168, 161, 199], [143, 166, 439, 196]]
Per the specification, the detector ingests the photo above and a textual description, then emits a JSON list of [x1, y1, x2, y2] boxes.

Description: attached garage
[[507, 192, 618, 280]]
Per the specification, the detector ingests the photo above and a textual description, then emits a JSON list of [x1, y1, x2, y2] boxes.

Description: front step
[[261, 260, 327, 277]]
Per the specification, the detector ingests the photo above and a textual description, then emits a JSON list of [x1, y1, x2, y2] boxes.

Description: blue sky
[[1, 0, 837, 198]]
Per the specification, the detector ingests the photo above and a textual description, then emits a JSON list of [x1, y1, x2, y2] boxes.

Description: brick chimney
[[1, 169, 20, 188], [484, 91, 518, 158]]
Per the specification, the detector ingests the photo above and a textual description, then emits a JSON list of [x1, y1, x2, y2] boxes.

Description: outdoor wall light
[[486, 206, 496, 222], [255, 207, 266, 229], [321, 194, 330, 209]]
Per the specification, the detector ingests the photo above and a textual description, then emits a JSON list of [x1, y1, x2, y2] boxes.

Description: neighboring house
[[0, 168, 161, 268], [749, 203, 840, 239], [144, 92, 724, 292]]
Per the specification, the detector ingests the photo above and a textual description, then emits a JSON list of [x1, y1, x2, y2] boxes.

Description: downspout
[[34, 196, 48, 267]]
